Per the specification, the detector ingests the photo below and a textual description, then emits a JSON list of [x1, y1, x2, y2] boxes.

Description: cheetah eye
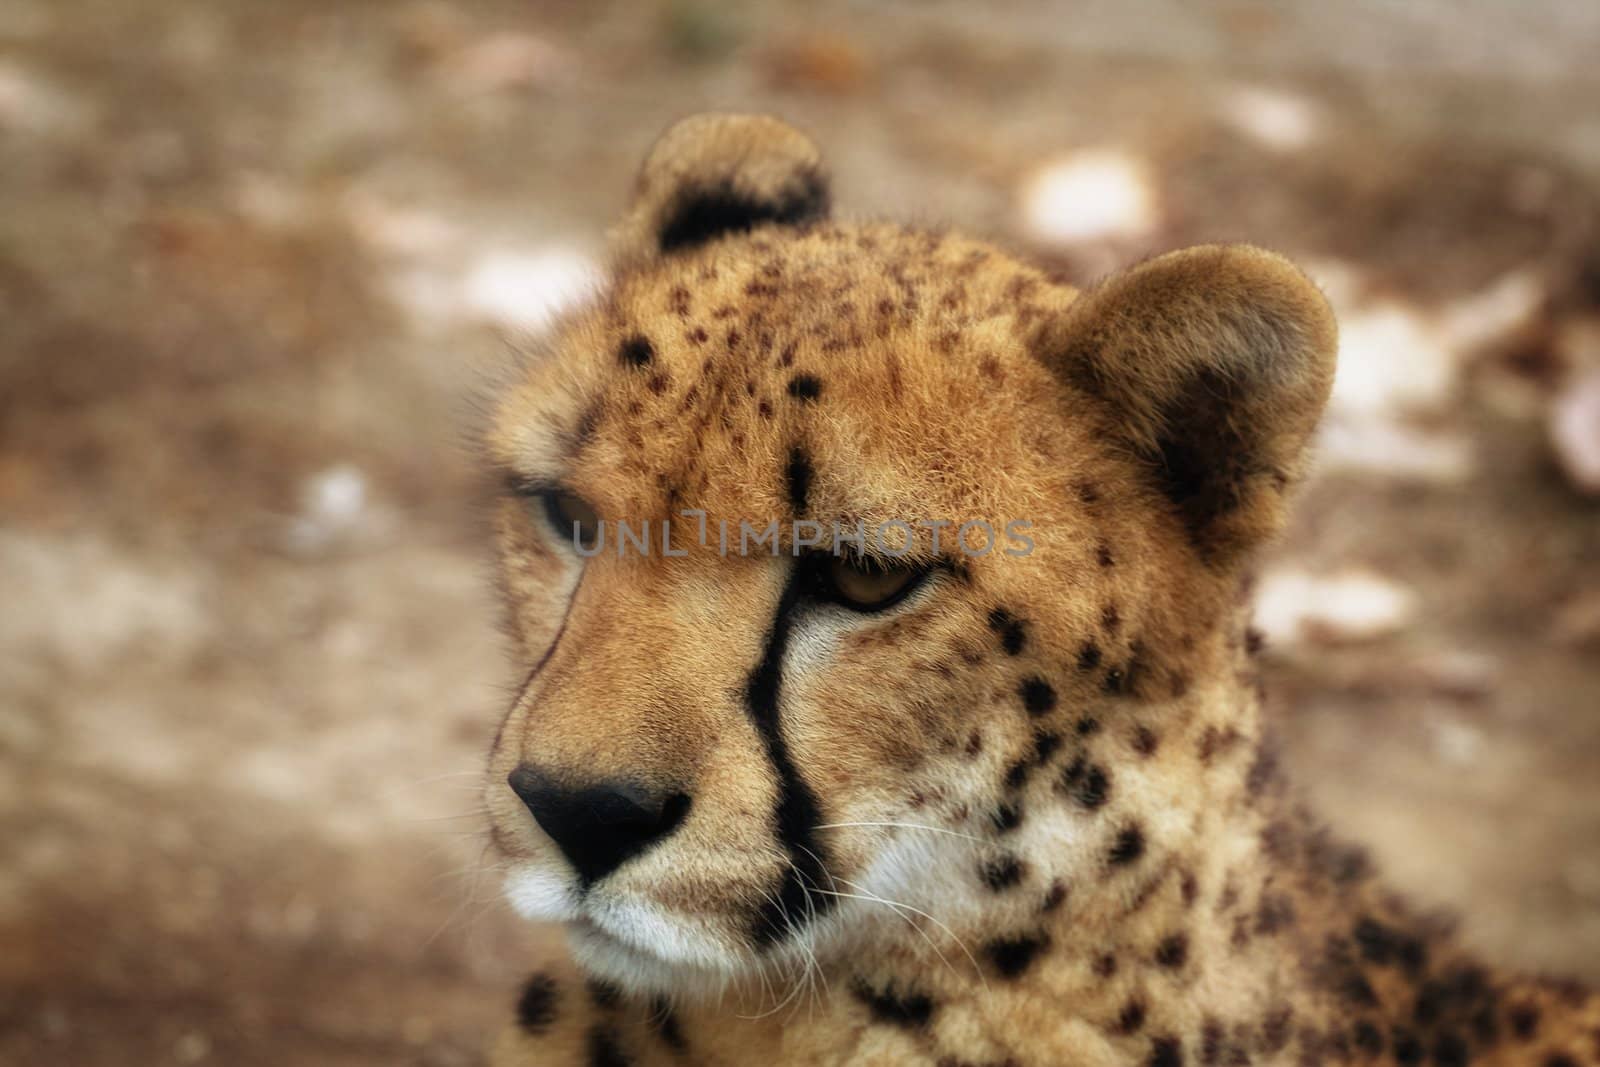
[[813, 553, 927, 612], [536, 490, 601, 551]]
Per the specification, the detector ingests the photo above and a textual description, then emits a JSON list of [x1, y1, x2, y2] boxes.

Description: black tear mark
[[851, 980, 935, 1028], [588, 1025, 630, 1067], [1019, 677, 1057, 716], [787, 374, 823, 402], [785, 446, 813, 516], [657, 169, 830, 253], [1109, 824, 1146, 866], [618, 334, 654, 368], [746, 569, 834, 947], [984, 933, 1050, 978], [516, 973, 558, 1034], [988, 608, 1028, 655]]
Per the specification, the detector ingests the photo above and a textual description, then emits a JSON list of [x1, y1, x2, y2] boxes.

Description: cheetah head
[[482, 114, 1336, 997]]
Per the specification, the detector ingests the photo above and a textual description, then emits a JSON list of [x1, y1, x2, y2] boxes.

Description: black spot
[[852, 980, 934, 1029], [1543, 1056, 1578, 1067], [588, 1026, 630, 1067], [1246, 742, 1281, 796], [787, 374, 823, 402], [1042, 880, 1068, 912], [991, 803, 1022, 832], [1077, 642, 1103, 671], [1103, 666, 1129, 695], [1077, 716, 1102, 736], [1263, 1008, 1295, 1053], [1133, 726, 1160, 757], [1353, 915, 1426, 974], [1032, 730, 1063, 766], [1256, 893, 1296, 935], [1508, 1005, 1539, 1041], [650, 998, 687, 1051], [785, 447, 813, 515], [1393, 1030, 1423, 1067], [1004, 756, 1032, 791], [1094, 953, 1118, 979], [576, 404, 602, 444], [1071, 763, 1111, 811], [1061, 755, 1086, 788], [1109, 825, 1146, 866], [588, 979, 622, 1009], [1180, 870, 1199, 906], [618, 334, 654, 367], [985, 934, 1049, 978], [1353, 1021, 1385, 1057], [1432, 1033, 1468, 1067], [981, 855, 1025, 891], [1115, 997, 1148, 1034], [657, 169, 830, 254], [1415, 982, 1445, 1025], [516, 973, 558, 1034], [1201, 1019, 1225, 1065], [1469, 1005, 1498, 1046], [1150, 1036, 1184, 1067], [1155, 933, 1189, 969], [1020, 677, 1057, 716], [988, 608, 1028, 655]]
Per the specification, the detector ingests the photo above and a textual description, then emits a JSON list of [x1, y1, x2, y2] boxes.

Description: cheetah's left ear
[[610, 113, 831, 264], [1034, 245, 1337, 567]]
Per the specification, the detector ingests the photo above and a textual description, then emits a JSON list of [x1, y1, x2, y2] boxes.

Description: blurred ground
[[2, 1, 1599, 1064]]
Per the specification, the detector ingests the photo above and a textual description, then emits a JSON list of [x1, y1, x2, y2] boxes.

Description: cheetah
[[480, 114, 1599, 1066]]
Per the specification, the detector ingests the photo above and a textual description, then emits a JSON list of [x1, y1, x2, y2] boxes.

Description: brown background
[[3, 1, 1598, 1064]]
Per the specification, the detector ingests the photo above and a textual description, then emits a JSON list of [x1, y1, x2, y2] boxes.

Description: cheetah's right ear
[[1034, 245, 1337, 568], [610, 113, 831, 264]]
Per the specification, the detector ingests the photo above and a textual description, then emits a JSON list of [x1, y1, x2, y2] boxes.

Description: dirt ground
[[2, 2, 1599, 1064]]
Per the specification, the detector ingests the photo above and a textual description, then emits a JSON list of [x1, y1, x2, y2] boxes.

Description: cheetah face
[[481, 115, 1335, 996]]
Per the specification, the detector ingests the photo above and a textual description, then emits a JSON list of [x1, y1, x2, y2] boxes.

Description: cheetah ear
[[1035, 245, 1338, 567], [611, 113, 831, 263]]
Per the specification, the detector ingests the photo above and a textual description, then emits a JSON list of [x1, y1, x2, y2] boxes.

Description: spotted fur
[[483, 114, 1599, 1066]]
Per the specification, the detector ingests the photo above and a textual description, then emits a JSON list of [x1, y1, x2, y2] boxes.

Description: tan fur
[[480, 115, 1599, 1067]]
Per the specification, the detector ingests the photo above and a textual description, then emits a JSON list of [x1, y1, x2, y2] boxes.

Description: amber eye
[[538, 491, 601, 550], [816, 553, 926, 612]]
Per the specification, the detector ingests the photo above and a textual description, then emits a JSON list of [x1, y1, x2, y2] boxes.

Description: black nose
[[507, 765, 691, 885]]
